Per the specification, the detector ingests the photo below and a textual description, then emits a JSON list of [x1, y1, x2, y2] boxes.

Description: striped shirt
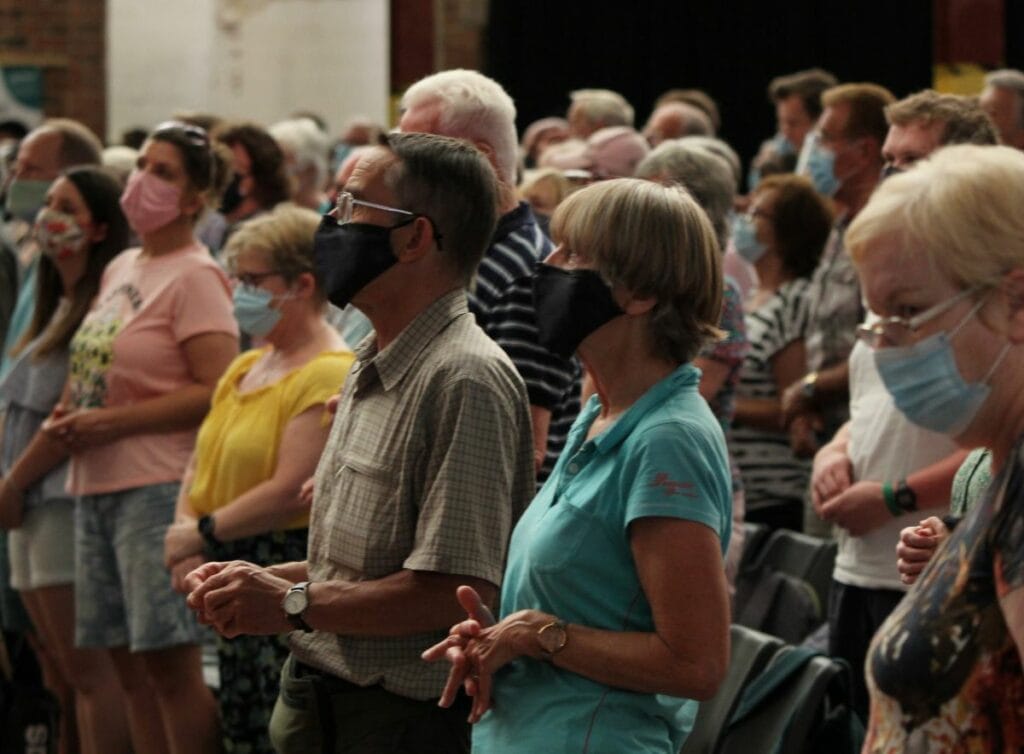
[[292, 290, 535, 700], [469, 202, 581, 481], [731, 278, 812, 507]]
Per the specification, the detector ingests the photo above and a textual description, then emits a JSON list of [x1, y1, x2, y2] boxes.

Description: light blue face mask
[[800, 132, 840, 197], [771, 132, 796, 156], [731, 213, 767, 264], [233, 285, 292, 338], [6, 178, 52, 222], [874, 300, 1009, 437]]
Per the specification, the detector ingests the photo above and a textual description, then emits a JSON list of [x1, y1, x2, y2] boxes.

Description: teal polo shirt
[[472, 363, 732, 754]]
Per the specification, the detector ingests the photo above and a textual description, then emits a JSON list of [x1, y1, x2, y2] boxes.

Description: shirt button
[[567, 463, 579, 474]]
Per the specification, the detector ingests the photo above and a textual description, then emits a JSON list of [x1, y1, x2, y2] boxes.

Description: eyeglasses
[[232, 271, 282, 290], [329, 191, 414, 225], [152, 121, 210, 149], [856, 286, 982, 348]]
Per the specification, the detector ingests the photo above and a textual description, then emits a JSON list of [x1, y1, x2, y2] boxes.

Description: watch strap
[[881, 482, 901, 517], [197, 515, 220, 553]]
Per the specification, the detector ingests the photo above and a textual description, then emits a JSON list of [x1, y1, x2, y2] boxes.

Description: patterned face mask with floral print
[[33, 207, 88, 261]]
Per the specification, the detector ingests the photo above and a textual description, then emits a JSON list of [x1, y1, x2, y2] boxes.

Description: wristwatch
[[894, 479, 918, 513], [197, 515, 220, 553], [800, 371, 820, 401], [282, 581, 313, 632], [537, 619, 568, 661]]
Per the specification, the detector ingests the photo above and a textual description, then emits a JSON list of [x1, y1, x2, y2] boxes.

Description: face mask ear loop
[[981, 341, 1011, 384], [948, 296, 987, 341]]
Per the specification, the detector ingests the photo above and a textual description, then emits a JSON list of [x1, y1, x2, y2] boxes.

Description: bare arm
[[734, 339, 806, 431], [46, 331, 238, 447], [165, 408, 331, 566], [529, 405, 551, 474]]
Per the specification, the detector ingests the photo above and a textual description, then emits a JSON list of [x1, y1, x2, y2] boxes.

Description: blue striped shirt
[[469, 202, 581, 481]]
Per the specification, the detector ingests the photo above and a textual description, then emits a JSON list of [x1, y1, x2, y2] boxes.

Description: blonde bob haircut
[[550, 178, 723, 363], [224, 203, 326, 303], [846, 144, 1024, 290]]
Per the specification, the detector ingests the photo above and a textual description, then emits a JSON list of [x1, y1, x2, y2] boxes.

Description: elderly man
[[566, 87, 634, 138], [269, 117, 331, 212], [979, 68, 1024, 150], [187, 132, 535, 754], [809, 89, 998, 720], [781, 83, 894, 462], [399, 69, 581, 481], [642, 101, 714, 146]]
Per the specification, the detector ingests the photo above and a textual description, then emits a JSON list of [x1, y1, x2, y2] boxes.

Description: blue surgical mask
[[771, 132, 796, 156], [800, 133, 840, 197], [873, 301, 1009, 436], [6, 178, 52, 222], [731, 214, 767, 264], [233, 285, 291, 338]]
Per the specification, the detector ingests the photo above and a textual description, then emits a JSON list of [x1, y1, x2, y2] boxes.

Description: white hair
[[401, 69, 518, 185], [269, 117, 330, 187]]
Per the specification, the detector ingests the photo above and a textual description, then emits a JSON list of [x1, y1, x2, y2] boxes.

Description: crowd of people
[[0, 62, 1023, 754]]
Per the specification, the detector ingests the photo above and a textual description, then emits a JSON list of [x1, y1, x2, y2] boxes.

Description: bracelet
[[882, 482, 901, 517]]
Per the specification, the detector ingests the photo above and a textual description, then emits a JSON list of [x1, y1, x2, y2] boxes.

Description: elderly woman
[[163, 204, 353, 754], [424, 178, 732, 753], [845, 144, 1024, 750], [729, 174, 832, 528], [43, 121, 239, 754]]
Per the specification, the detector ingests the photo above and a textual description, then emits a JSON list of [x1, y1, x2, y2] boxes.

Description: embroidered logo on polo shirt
[[649, 473, 696, 497]]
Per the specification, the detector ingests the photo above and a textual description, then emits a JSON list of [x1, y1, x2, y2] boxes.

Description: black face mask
[[313, 216, 401, 309], [532, 263, 624, 359], [219, 173, 245, 215]]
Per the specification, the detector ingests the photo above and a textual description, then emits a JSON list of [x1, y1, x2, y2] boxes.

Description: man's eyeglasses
[[328, 190, 444, 249], [856, 286, 982, 348], [330, 191, 415, 225], [153, 121, 210, 149]]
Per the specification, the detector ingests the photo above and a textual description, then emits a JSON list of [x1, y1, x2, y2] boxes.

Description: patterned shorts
[[75, 482, 205, 651]]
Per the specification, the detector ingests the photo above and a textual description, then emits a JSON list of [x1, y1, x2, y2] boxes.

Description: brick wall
[[0, 0, 107, 141]]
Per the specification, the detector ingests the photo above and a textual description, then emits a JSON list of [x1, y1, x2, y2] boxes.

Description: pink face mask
[[119, 170, 182, 235]]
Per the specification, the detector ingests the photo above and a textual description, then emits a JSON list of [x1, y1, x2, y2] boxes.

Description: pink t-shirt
[[67, 242, 238, 495]]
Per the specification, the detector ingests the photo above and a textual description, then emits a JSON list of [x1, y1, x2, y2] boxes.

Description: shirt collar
[[491, 201, 537, 243], [353, 289, 470, 392], [586, 363, 701, 454]]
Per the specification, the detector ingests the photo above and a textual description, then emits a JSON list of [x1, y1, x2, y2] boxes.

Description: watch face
[[538, 622, 566, 654], [283, 588, 308, 616]]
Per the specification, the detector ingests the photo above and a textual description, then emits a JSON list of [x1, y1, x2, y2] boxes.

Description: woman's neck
[[140, 218, 196, 257], [753, 249, 791, 294], [266, 306, 342, 359], [581, 321, 677, 419]]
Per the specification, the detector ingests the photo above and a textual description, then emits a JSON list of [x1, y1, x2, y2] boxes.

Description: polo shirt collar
[[354, 289, 469, 391], [588, 363, 701, 454], [491, 201, 536, 243]]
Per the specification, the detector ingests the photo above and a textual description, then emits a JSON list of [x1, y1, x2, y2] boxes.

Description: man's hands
[[185, 560, 293, 638]]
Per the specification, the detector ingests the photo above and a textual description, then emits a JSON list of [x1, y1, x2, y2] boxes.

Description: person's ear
[[293, 271, 317, 299], [88, 221, 108, 245], [1002, 268, 1024, 344], [393, 216, 435, 263], [180, 188, 205, 220], [614, 286, 657, 315]]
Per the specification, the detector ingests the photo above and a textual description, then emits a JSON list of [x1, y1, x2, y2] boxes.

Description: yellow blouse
[[187, 347, 355, 528]]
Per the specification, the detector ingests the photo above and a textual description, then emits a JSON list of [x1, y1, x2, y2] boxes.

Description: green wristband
[[882, 481, 901, 517]]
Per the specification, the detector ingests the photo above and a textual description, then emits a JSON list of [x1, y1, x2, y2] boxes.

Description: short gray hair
[[635, 140, 735, 249], [569, 89, 634, 129], [984, 69, 1024, 129], [270, 117, 330, 187], [400, 69, 518, 186]]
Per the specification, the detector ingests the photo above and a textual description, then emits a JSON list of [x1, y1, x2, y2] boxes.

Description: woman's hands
[[897, 516, 949, 585], [422, 586, 546, 723], [42, 405, 124, 451]]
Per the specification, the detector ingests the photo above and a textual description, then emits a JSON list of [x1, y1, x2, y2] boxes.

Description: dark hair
[[13, 167, 130, 361], [215, 122, 291, 209], [0, 120, 28, 140], [885, 90, 999, 146], [822, 83, 896, 146], [654, 88, 721, 132], [385, 132, 499, 283], [120, 127, 149, 150], [149, 122, 233, 203], [173, 111, 225, 135], [756, 174, 833, 279], [768, 69, 839, 120]]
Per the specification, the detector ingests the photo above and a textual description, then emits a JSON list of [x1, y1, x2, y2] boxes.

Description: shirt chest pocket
[[527, 499, 615, 576], [329, 457, 406, 577]]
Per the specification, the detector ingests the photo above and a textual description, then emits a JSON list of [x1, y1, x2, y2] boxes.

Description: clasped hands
[[41, 404, 122, 451], [422, 585, 550, 724], [811, 444, 890, 536]]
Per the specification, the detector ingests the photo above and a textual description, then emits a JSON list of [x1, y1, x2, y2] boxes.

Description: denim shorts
[[75, 481, 205, 651], [8, 498, 75, 591]]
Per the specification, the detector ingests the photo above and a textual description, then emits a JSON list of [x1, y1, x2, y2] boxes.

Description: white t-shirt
[[833, 334, 959, 590]]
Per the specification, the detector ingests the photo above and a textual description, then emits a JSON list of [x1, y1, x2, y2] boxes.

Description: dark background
[[485, 0, 1017, 173]]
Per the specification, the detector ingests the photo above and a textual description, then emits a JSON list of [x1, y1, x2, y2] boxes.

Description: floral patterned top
[[864, 437, 1024, 753], [698, 276, 749, 435]]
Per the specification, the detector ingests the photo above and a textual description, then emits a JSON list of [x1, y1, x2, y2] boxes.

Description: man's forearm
[[304, 569, 497, 637]]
